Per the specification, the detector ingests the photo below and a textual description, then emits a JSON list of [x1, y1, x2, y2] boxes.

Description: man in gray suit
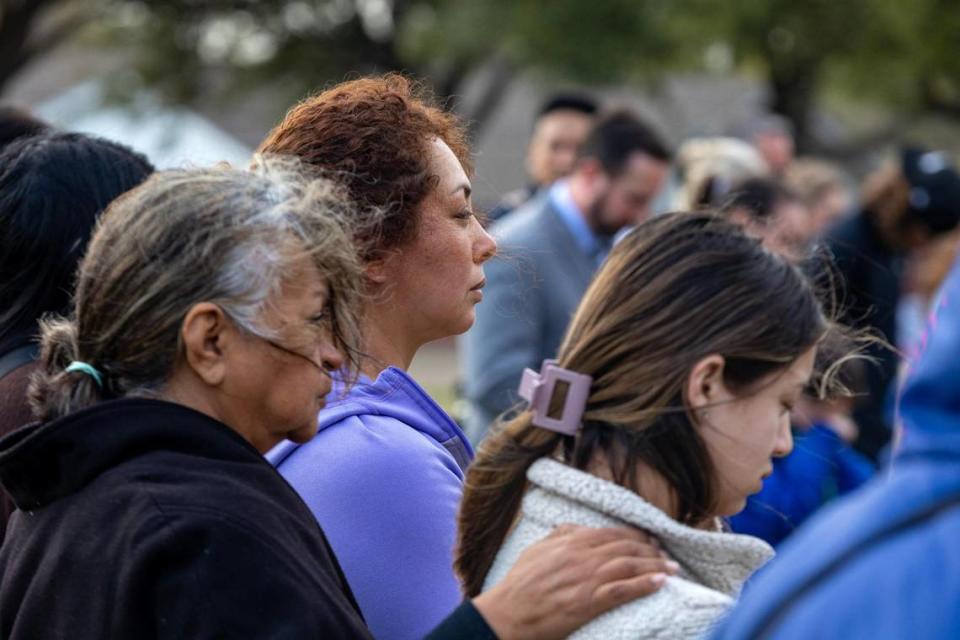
[[462, 110, 671, 442]]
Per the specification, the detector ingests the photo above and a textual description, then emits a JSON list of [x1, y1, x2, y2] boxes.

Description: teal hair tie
[[65, 361, 104, 388]]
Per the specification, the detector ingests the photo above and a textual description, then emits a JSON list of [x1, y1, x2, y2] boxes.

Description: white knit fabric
[[482, 458, 774, 639]]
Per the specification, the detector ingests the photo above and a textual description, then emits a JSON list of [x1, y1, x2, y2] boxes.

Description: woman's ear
[[580, 158, 610, 197], [686, 354, 728, 412], [364, 255, 390, 285], [179, 303, 233, 386]]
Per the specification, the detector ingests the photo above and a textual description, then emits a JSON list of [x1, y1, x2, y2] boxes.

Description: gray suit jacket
[[460, 194, 598, 442]]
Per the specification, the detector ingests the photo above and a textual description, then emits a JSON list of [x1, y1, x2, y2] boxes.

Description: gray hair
[[31, 155, 379, 421]]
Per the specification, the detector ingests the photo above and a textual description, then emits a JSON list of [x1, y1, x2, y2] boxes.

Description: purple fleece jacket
[[267, 367, 474, 640]]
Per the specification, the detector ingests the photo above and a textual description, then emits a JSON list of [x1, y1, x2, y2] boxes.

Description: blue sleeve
[[275, 414, 467, 640], [802, 425, 874, 494], [713, 504, 960, 639], [731, 428, 838, 544], [731, 426, 876, 546], [834, 443, 875, 492]]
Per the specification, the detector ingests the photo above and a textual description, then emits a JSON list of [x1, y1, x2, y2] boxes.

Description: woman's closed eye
[[308, 309, 333, 331]]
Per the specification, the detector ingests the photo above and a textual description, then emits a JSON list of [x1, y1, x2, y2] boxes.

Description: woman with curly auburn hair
[[259, 74, 473, 258], [260, 75, 674, 639], [261, 75, 497, 639]]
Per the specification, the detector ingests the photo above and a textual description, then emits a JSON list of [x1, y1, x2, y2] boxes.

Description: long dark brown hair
[[456, 212, 852, 597]]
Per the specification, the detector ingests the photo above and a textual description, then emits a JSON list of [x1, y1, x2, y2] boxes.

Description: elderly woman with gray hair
[[0, 158, 673, 640]]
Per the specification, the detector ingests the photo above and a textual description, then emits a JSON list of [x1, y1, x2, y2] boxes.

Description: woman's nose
[[772, 419, 794, 458], [473, 220, 497, 263], [317, 339, 344, 372]]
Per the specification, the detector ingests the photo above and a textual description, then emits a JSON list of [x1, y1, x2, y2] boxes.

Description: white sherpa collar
[[525, 458, 774, 596]]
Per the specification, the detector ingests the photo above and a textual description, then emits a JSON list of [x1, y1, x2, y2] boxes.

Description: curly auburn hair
[[258, 74, 472, 255]]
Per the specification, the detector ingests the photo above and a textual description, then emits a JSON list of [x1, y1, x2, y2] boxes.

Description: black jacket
[[0, 331, 38, 541], [826, 211, 902, 460], [0, 398, 374, 639]]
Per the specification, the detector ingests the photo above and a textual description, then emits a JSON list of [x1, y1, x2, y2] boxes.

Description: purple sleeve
[[275, 414, 467, 640]]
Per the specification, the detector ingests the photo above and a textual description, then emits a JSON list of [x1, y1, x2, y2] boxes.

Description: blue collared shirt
[[548, 180, 612, 265]]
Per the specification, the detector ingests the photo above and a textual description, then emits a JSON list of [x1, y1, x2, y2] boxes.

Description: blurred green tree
[[681, 0, 960, 152], [3, 0, 959, 151]]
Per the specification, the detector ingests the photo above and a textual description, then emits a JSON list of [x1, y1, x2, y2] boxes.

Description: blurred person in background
[[462, 109, 671, 443], [0, 131, 153, 540], [671, 136, 769, 211], [730, 359, 874, 547], [784, 157, 853, 241], [826, 147, 960, 461], [713, 247, 960, 640], [897, 228, 960, 360], [259, 76, 677, 640], [0, 159, 672, 640], [739, 113, 796, 177], [0, 106, 49, 151], [718, 177, 812, 262], [487, 93, 598, 222], [457, 213, 857, 639]]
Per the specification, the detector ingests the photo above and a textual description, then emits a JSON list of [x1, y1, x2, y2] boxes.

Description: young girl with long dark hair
[[457, 213, 856, 639]]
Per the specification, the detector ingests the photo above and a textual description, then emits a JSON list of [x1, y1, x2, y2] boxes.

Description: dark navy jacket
[[1, 397, 494, 640], [712, 257, 960, 639], [826, 211, 903, 460]]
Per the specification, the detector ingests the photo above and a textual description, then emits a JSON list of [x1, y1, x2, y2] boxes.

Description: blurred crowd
[[466, 92, 960, 467], [1, 76, 959, 639]]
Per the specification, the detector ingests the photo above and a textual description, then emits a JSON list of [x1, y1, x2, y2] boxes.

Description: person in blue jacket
[[712, 252, 960, 638], [730, 362, 874, 546]]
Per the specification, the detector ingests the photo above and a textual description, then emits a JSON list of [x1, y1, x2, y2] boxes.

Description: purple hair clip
[[518, 359, 592, 436]]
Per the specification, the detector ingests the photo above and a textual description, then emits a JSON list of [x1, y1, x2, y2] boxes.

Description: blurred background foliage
[[2, 0, 959, 153]]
